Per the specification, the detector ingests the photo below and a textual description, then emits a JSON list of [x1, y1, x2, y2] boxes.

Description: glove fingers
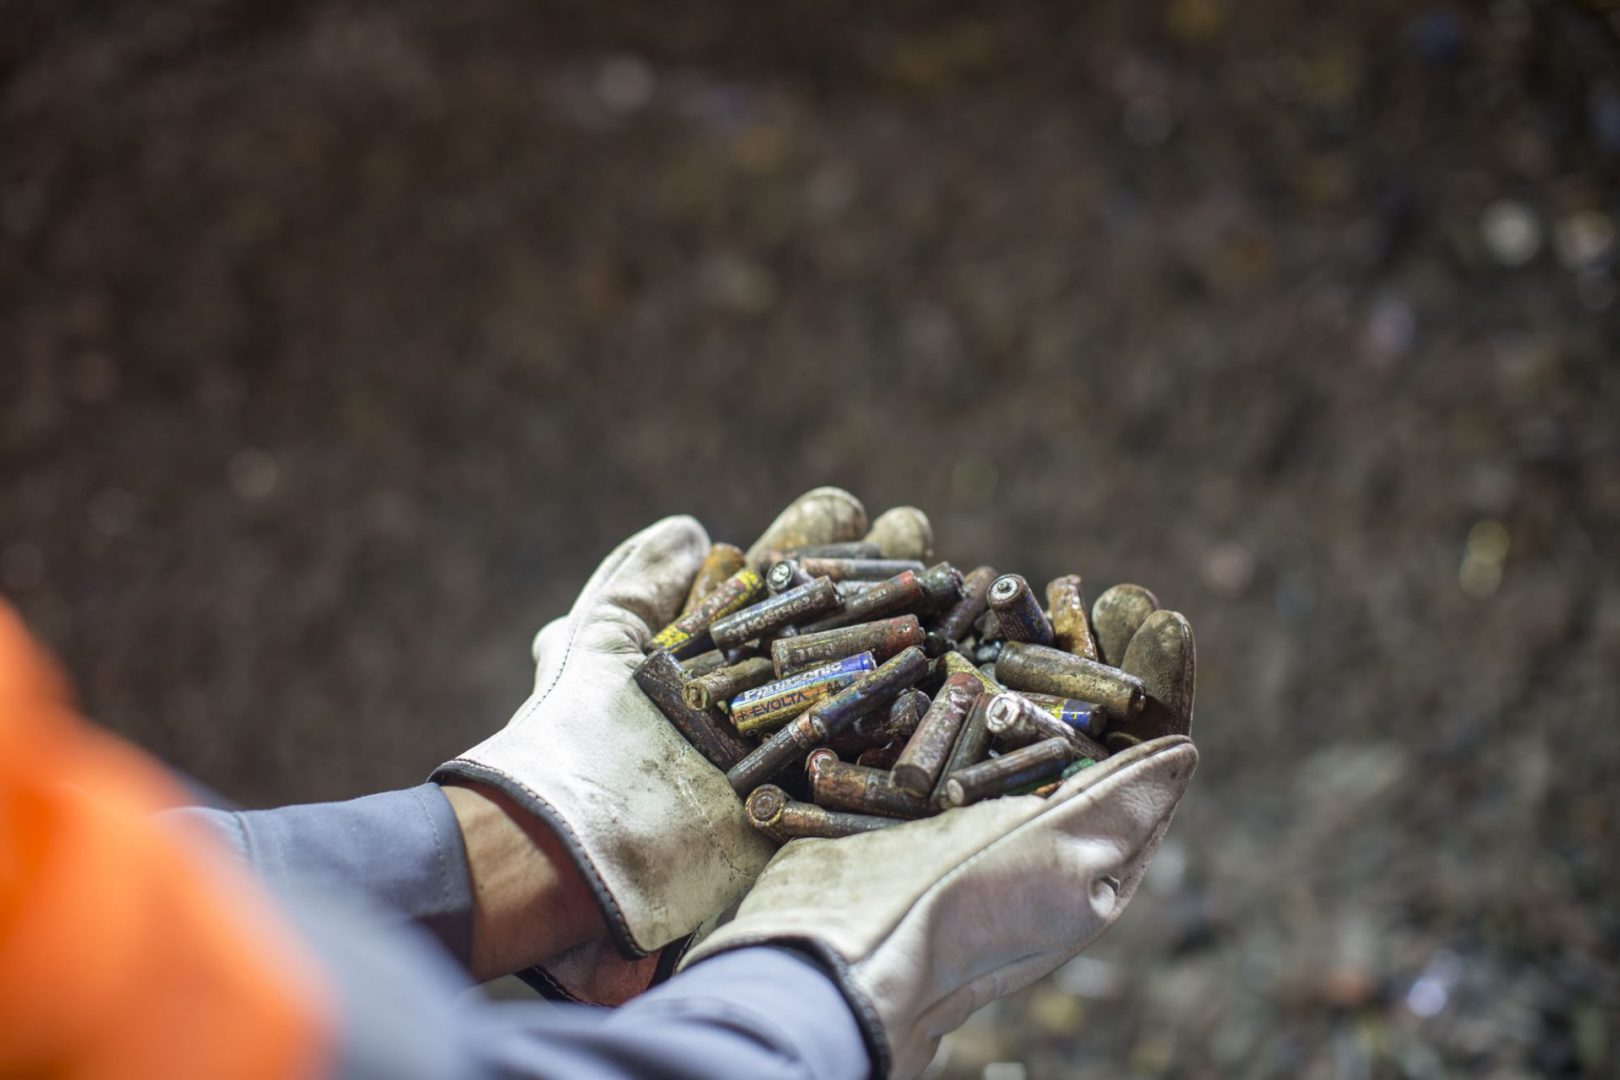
[[862, 506, 934, 561], [744, 486, 867, 568], [566, 515, 711, 656]]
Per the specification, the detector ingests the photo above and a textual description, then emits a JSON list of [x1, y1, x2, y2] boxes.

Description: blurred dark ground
[[3, 0, 1618, 1075]]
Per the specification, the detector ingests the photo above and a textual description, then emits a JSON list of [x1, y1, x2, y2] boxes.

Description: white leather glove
[[433, 514, 774, 996], [680, 734, 1198, 1078]]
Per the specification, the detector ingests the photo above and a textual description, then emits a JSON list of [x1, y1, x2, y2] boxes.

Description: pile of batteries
[[634, 506, 1193, 842]]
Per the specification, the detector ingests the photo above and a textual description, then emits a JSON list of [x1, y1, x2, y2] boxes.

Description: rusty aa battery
[[799, 570, 923, 634], [726, 646, 929, 793], [679, 543, 746, 618], [855, 686, 930, 743], [994, 641, 1146, 724], [930, 694, 995, 807], [745, 784, 897, 842], [810, 756, 935, 819], [709, 577, 840, 650], [1045, 575, 1099, 660], [914, 562, 965, 614], [935, 565, 996, 643], [730, 652, 877, 736], [855, 741, 904, 769], [984, 691, 1111, 761], [771, 615, 924, 677], [766, 560, 814, 594], [939, 649, 1002, 696], [1013, 691, 1108, 739], [796, 557, 927, 582], [634, 648, 752, 770], [940, 737, 1077, 808], [892, 671, 981, 796], [651, 567, 765, 658], [988, 573, 1054, 647], [682, 656, 777, 711]]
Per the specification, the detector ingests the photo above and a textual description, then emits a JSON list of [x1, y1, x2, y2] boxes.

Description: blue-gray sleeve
[[171, 786, 871, 1080]]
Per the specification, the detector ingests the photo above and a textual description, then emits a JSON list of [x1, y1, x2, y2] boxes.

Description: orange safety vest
[[0, 601, 331, 1078]]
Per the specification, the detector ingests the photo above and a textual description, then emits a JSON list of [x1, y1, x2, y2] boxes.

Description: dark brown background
[[4, 1, 1617, 1075]]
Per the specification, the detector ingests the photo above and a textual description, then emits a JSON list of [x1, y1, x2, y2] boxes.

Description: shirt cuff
[[170, 783, 473, 967]]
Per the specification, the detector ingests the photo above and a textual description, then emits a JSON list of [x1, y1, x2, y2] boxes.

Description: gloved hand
[[434, 488, 871, 1002], [680, 734, 1198, 1077]]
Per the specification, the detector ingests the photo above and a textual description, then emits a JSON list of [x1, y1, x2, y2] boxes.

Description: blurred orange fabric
[[0, 601, 331, 1079]]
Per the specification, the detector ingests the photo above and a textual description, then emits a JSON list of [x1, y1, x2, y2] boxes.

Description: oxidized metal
[[940, 737, 1077, 807], [984, 691, 1111, 761], [682, 656, 777, 711], [766, 560, 813, 594], [650, 567, 764, 658], [787, 541, 883, 559], [913, 562, 965, 615], [726, 646, 929, 793], [855, 742, 904, 769], [710, 577, 840, 650], [1024, 758, 1094, 797], [797, 556, 928, 582], [935, 565, 996, 643], [994, 641, 1146, 725], [746, 784, 896, 841], [892, 671, 981, 796], [988, 573, 1055, 647], [810, 757, 935, 819], [634, 648, 752, 770], [1091, 583, 1159, 666], [771, 615, 924, 676], [730, 652, 877, 736], [679, 543, 746, 618], [931, 695, 994, 807], [799, 570, 923, 634], [1046, 575, 1099, 660], [681, 649, 729, 678], [1012, 691, 1109, 739], [939, 649, 1002, 696]]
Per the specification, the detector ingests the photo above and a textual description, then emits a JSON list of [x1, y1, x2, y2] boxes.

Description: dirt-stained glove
[[680, 734, 1198, 1078], [433, 515, 774, 984]]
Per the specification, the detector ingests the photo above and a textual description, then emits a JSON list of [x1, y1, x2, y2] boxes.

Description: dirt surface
[[3, 1, 1618, 1075]]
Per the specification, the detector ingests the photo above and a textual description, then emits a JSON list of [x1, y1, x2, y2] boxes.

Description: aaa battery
[[771, 615, 924, 677], [682, 656, 777, 711], [650, 567, 764, 658], [892, 671, 981, 797], [710, 577, 840, 650], [988, 573, 1055, 647], [940, 738, 1077, 808], [729, 653, 877, 736], [746, 784, 897, 842], [994, 641, 1145, 725]]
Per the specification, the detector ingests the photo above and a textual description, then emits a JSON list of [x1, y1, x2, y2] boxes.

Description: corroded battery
[[633, 648, 752, 770], [930, 695, 995, 807], [939, 649, 1002, 696], [940, 737, 1077, 807], [994, 641, 1146, 725], [810, 755, 935, 819], [651, 567, 765, 658], [746, 784, 897, 842], [1045, 575, 1099, 660], [984, 691, 1111, 761], [934, 565, 996, 644], [855, 741, 904, 769], [682, 656, 777, 711], [914, 562, 965, 614], [679, 543, 746, 618], [681, 649, 730, 678], [766, 560, 813, 595], [730, 652, 877, 736], [1011, 691, 1109, 739], [799, 570, 923, 634], [854, 686, 930, 743], [771, 615, 924, 677], [787, 541, 883, 559], [892, 671, 981, 796], [796, 557, 927, 582], [710, 577, 841, 650], [988, 573, 1054, 647], [1023, 758, 1094, 797], [726, 646, 929, 794]]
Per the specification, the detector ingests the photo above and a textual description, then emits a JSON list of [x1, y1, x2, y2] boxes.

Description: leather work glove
[[434, 487, 870, 1002], [680, 734, 1198, 1077]]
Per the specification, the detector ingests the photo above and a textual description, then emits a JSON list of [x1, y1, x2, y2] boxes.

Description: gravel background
[[4, 1, 1618, 1075]]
